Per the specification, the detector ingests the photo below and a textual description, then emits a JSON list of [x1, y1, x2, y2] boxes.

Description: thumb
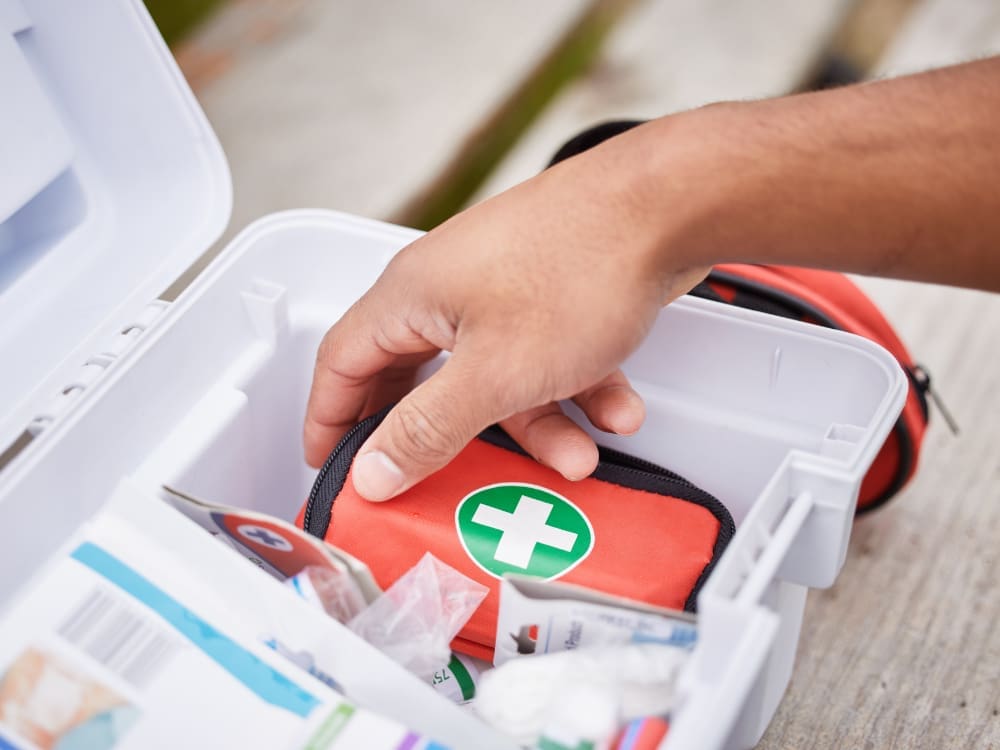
[[351, 356, 500, 501]]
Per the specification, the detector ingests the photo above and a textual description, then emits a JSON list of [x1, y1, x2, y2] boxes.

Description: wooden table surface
[[760, 278, 1000, 750], [175, 0, 1000, 746]]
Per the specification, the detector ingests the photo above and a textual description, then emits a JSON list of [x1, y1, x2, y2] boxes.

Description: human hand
[[304, 119, 710, 500]]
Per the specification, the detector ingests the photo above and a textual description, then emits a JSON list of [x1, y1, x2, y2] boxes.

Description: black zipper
[[476, 426, 690, 484], [594, 444, 697, 486], [303, 404, 392, 537]]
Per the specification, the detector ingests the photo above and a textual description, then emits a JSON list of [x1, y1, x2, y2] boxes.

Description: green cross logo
[[454, 483, 594, 580]]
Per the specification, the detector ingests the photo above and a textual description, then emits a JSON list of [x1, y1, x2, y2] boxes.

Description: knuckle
[[302, 419, 325, 453], [314, 329, 334, 366], [392, 399, 460, 465]]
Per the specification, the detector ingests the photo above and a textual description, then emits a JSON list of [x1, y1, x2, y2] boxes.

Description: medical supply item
[[494, 576, 697, 665], [475, 644, 688, 746], [429, 653, 481, 705], [162, 485, 380, 603], [0, 505, 453, 750], [612, 717, 670, 750], [347, 553, 488, 680]]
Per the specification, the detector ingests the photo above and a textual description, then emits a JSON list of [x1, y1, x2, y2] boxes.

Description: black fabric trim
[[547, 120, 646, 167], [688, 280, 726, 304], [730, 289, 804, 320], [303, 404, 392, 538], [853, 420, 915, 515], [703, 269, 842, 328]]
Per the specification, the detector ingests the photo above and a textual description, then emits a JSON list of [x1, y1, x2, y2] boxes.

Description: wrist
[[613, 103, 750, 282]]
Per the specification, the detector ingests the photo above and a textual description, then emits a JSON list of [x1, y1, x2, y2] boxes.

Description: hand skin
[[305, 56, 1000, 501]]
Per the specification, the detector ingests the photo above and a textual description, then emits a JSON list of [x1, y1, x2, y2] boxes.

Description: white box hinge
[[27, 299, 171, 436]]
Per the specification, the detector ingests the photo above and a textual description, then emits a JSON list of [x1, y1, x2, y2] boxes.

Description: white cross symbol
[[470, 495, 578, 568]]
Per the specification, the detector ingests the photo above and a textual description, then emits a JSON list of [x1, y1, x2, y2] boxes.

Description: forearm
[[636, 57, 1000, 290]]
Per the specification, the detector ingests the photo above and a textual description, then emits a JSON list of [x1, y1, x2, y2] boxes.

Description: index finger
[[303, 303, 437, 467]]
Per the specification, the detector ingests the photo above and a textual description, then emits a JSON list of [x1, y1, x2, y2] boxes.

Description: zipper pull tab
[[928, 388, 960, 436], [912, 364, 960, 435]]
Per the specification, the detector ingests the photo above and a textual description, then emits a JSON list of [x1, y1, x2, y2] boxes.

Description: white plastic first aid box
[[0, 1, 908, 748]]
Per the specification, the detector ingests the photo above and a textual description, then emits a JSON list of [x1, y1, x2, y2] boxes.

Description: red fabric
[[712, 264, 927, 509], [322, 439, 721, 659]]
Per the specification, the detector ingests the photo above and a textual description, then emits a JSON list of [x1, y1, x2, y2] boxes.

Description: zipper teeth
[[597, 447, 699, 489], [479, 425, 702, 491], [607, 463, 697, 489], [303, 417, 374, 532]]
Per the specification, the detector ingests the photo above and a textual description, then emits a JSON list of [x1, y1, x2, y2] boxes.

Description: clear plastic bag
[[347, 553, 488, 680]]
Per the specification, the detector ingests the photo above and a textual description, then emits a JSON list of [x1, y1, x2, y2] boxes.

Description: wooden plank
[[877, 0, 1000, 74], [759, 280, 1000, 750], [174, 0, 596, 249], [471, 0, 854, 202]]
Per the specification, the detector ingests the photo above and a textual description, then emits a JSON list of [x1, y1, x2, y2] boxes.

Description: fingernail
[[352, 451, 405, 501], [609, 390, 645, 435]]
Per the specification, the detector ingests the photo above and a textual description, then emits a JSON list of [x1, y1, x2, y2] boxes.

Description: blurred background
[[146, 0, 1000, 248], [146, 2, 999, 749]]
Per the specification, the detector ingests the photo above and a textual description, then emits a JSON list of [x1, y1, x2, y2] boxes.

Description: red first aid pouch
[[300, 406, 734, 661], [550, 120, 936, 513]]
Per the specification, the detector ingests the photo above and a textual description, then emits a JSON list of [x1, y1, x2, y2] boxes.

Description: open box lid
[[0, 0, 231, 455]]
